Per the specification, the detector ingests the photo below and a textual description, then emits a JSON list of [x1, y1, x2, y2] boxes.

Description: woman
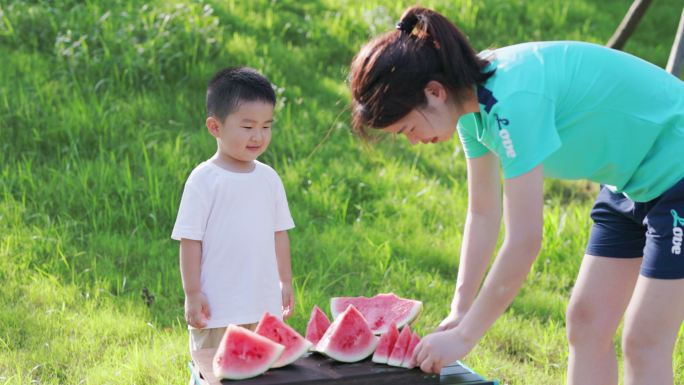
[[349, 5, 684, 385]]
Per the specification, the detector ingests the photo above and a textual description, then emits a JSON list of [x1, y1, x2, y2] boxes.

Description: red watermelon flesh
[[255, 312, 312, 368], [330, 293, 422, 334], [386, 325, 412, 367], [401, 332, 421, 368], [213, 325, 284, 380], [372, 321, 399, 364], [305, 305, 331, 347], [315, 304, 379, 362]]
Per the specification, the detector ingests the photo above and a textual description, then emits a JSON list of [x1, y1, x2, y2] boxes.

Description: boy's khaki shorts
[[189, 323, 257, 353]]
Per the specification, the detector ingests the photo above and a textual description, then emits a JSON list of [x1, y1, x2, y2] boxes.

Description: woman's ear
[[423, 80, 448, 101], [206, 117, 221, 138]]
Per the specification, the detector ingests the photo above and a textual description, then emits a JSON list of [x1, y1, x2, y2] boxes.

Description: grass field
[[1, 0, 683, 384]]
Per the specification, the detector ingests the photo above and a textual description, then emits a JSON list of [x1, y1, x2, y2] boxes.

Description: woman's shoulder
[[479, 41, 590, 101]]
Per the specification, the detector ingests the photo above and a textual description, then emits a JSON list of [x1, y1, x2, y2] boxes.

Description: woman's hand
[[185, 292, 211, 329], [409, 328, 476, 373], [434, 309, 466, 332]]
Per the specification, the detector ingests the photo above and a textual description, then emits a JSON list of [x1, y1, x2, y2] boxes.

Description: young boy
[[171, 67, 295, 354]]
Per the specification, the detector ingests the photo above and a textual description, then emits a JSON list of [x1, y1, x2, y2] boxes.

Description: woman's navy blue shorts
[[586, 178, 684, 279]]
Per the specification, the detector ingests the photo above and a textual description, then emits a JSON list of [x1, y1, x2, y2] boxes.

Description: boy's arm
[[180, 238, 210, 328], [438, 152, 502, 330], [275, 231, 294, 319]]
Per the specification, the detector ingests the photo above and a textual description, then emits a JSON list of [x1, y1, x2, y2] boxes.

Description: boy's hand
[[185, 292, 211, 329], [281, 282, 295, 320]]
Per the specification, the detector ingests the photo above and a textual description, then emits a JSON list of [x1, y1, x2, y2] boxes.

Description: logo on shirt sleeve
[[494, 113, 516, 158]]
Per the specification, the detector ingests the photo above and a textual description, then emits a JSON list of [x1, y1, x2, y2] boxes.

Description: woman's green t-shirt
[[457, 41, 684, 202]]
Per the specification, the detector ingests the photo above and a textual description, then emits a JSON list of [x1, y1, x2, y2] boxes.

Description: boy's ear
[[423, 80, 448, 101], [206, 117, 221, 138]]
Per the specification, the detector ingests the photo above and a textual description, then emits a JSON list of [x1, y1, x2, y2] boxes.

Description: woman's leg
[[566, 254, 641, 385], [622, 276, 684, 385]]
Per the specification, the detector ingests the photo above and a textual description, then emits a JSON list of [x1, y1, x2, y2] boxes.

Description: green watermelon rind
[[213, 325, 285, 380], [330, 293, 423, 335]]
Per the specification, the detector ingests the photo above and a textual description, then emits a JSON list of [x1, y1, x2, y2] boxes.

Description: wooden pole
[[606, 0, 653, 50], [666, 8, 684, 77]]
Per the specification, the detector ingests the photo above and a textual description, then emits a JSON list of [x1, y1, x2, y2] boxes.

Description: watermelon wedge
[[305, 305, 331, 347], [315, 305, 379, 362], [401, 332, 421, 368], [255, 312, 312, 368], [372, 321, 399, 364], [213, 325, 284, 380], [330, 293, 422, 334], [386, 325, 412, 367]]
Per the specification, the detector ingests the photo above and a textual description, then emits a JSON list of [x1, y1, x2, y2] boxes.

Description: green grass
[[1, 0, 682, 384]]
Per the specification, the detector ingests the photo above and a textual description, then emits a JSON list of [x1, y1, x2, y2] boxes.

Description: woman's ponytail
[[402, 7, 491, 92]]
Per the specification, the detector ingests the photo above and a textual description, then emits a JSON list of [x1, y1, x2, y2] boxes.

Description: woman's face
[[382, 87, 459, 145]]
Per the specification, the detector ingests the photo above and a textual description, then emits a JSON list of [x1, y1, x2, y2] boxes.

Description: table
[[190, 349, 496, 385]]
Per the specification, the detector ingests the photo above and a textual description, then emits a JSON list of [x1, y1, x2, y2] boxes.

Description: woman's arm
[[412, 164, 544, 372], [440, 151, 502, 329], [456, 164, 544, 342]]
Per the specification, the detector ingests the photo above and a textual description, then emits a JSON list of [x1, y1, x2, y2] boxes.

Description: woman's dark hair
[[349, 6, 494, 136], [206, 66, 276, 121]]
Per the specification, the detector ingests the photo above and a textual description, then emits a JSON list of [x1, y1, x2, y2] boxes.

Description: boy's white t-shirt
[[171, 160, 295, 329]]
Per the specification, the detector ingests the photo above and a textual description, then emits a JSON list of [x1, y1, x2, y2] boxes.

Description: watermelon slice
[[330, 293, 422, 334], [372, 321, 399, 364], [315, 305, 379, 362], [386, 325, 412, 367], [213, 325, 284, 380], [400, 332, 421, 368], [305, 305, 331, 347], [255, 312, 312, 368]]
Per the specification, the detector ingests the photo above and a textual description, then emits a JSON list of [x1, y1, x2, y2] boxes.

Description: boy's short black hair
[[206, 67, 276, 121]]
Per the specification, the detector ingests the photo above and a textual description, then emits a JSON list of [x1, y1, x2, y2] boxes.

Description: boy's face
[[206, 101, 274, 169]]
